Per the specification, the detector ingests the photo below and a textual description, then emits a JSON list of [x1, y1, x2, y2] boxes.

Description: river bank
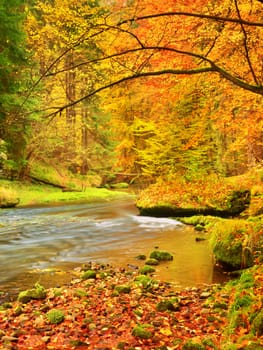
[[1, 174, 263, 349], [0, 179, 134, 208], [0, 263, 262, 350]]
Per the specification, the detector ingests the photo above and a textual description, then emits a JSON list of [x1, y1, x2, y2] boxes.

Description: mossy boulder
[[46, 309, 65, 324], [113, 284, 131, 295], [149, 250, 173, 261], [210, 219, 258, 270], [195, 224, 205, 232], [145, 258, 159, 266], [156, 299, 180, 312], [134, 275, 158, 290], [132, 324, 153, 339], [81, 270, 96, 280], [139, 265, 156, 275], [17, 283, 47, 303], [136, 177, 251, 218], [136, 254, 147, 260]]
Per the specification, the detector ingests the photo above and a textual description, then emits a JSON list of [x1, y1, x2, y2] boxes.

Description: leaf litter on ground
[[0, 263, 262, 350]]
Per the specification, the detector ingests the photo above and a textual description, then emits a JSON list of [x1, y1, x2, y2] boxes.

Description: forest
[[0, 0, 263, 349], [0, 0, 262, 182]]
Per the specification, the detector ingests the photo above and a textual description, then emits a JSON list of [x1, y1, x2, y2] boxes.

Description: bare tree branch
[[234, 0, 259, 85], [118, 11, 263, 27], [43, 63, 262, 121]]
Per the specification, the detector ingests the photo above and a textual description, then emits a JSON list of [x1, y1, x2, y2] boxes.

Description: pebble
[[200, 291, 212, 298]]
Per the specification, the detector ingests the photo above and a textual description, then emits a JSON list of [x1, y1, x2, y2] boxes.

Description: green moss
[[202, 338, 218, 349], [252, 308, 263, 336], [17, 283, 47, 303], [74, 289, 88, 297], [231, 294, 253, 311], [145, 258, 159, 266], [213, 302, 228, 310], [209, 219, 255, 269], [182, 340, 205, 349], [221, 344, 237, 350], [131, 324, 153, 339], [134, 275, 158, 291], [136, 254, 147, 260], [139, 265, 156, 275], [14, 306, 23, 316], [228, 310, 248, 331], [149, 250, 173, 261], [195, 224, 205, 231], [238, 270, 255, 288], [156, 299, 180, 312], [113, 285, 131, 295], [110, 182, 129, 189], [81, 270, 96, 280], [47, 309, 65, 324]]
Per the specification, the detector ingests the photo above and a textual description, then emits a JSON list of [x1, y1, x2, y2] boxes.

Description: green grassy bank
[[0, 179, 134, 207]]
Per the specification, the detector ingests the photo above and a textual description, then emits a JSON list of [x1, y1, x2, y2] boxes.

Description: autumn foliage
[[1, 0, 257, 180], [1, 263, 263, 349]]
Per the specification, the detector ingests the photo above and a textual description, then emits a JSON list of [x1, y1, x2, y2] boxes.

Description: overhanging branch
[[45, 66, 262, 120], [118, 11, 263, 27]]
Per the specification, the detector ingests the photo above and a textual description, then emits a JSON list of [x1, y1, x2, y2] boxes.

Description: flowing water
[[0, 199, 225, 298]]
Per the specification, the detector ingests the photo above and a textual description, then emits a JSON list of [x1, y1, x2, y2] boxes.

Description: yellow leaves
[[159, 327, 173, 336]]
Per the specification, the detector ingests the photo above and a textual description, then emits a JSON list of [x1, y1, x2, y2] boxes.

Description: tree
[[25, 0, 116, 175], [0, 0, 36, 177], [24, 0, 263, 179]]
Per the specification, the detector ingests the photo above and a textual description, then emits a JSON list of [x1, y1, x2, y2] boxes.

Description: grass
[[0, 179, 134, 207]]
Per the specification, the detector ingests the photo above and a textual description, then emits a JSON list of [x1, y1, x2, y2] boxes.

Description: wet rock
[[17, 283, 47, 303], [200, 291, 212, 299], [145, 258, 159, 266], [136, 254, 147, 260], [149, 250, 173, 261], [137, 189, 251, 218], [156, 299, 180, 312], [139, 265, 156, 275]]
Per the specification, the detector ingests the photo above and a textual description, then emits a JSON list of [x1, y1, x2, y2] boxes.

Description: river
[[0, 199, 225, 298]]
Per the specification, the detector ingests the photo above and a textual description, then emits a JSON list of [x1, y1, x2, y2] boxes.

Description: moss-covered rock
[[131, 324, 153, 339], [195, 224, 205, 231], [156, 299, 180, 312], [113, 284, 131, 294], [46, 309, 65, 324], [134, 275, 158, 290], [136, 177, 251, 218], [17, 283, 47, 303], [136, 254, 147, 260], [145, 258, 159, 266], [210, 219, 258, 270], [149, 250, 173, 261], [81, 270, 96, 280], [139, 265, 156, 275]]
